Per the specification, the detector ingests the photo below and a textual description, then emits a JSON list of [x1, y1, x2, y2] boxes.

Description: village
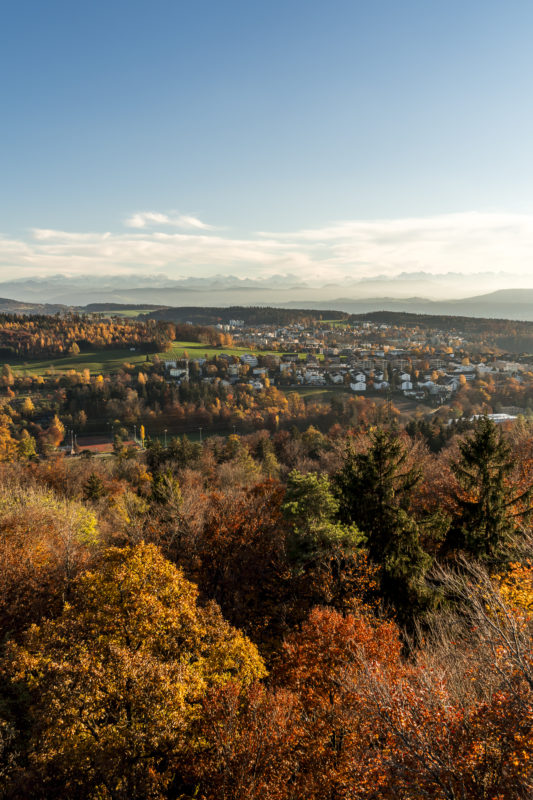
[[162, 316, 530, 413], [4, 309, 531, 458]]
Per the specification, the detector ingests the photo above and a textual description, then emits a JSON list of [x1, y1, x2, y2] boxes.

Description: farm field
[[320, 319, 350, 329], [292, 386, 351, 402], [10, 348, 153, 376], [100, 309, 151, 318], [156, 340, 286, 360], [85, 307, 163, 318], [6, 339, 334, 376], [7, 340, 291, 376]]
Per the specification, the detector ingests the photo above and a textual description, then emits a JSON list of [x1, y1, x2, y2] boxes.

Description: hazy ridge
[[1, 279, 533, 322]]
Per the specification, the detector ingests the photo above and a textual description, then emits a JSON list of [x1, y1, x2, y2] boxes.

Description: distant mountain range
[[1, 274, 533, 321], [283, 290, 533, 321], [0, 274, 313, 306]]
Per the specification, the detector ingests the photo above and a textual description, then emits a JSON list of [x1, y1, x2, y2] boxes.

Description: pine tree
[[168, 434, 198, 468], [284, 469, 365, 569], [446, 416, 532, 564], [83, 472, 106, 501], [151, 469, 182, 506], [334, 429, 433, 624], [281, 470, 368, 614]]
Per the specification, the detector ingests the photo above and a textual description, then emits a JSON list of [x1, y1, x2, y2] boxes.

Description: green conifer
[[334, 428, 433, 624], [446, 416, 532, 564], [83, 472, 106, 501]]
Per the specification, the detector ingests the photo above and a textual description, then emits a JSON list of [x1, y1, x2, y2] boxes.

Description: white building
[[471, 413, 517, 423], [305, 371, 326, 385], [240, 353, 258, 367], [169, 368, 188, 380]]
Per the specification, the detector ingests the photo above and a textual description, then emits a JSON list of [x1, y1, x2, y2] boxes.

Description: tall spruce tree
[[334, 428, 433, 624], [83, 472, 106, 501], [446, 416, 531, 564]]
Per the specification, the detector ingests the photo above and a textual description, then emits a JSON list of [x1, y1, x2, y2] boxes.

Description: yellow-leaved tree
[[0, 481, 99, 638], [499, 562, 533, 614], [6, 543, 266, 799], [0, 412, 17, 462]]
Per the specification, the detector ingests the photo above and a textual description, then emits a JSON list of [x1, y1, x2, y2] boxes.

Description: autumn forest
[[0, 310, 532, 799]]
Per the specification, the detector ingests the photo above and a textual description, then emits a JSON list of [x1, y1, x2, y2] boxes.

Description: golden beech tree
[[499, 561, 533, 613], [6, 543, 265, 800]]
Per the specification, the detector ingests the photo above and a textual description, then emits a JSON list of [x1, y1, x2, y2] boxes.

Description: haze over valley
[[2, 273, 533, 321]]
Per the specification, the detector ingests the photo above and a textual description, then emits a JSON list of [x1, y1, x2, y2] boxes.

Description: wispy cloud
[[261, 211, 533, 279], [1, 211, 533, 286], [124, 211, 217, 230]]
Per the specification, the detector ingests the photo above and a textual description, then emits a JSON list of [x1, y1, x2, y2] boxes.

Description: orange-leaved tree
[[274, 606, 403, 800], [184, 681, 301, 800]]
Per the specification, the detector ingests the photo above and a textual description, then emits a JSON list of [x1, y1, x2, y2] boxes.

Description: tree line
[[0, 313, 174, 358]]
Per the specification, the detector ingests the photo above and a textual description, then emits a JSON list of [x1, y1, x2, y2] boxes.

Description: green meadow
[[10, 349, 152, 376], [7, 341, 290, 376], [157, 341, 283, 360]]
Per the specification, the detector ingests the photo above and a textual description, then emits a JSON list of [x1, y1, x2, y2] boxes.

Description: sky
[[2, 0, 533, 288]]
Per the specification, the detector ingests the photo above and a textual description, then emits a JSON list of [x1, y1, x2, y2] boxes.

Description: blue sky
[[2, 0, 533, 284]]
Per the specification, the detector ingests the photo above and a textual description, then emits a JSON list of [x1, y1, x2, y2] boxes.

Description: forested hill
[[141, 306, 350, 325], [84, 302, 166, 312], [352, 310, 533, 336]]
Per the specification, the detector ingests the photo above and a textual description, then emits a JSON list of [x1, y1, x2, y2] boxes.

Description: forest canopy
[[0, 414, 532, 799]]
